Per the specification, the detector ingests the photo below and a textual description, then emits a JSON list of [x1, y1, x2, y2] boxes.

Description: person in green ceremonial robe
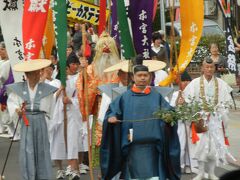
[[100, 63, 181, 180]]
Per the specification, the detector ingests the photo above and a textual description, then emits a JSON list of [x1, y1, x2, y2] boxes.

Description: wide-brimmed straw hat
[[104, 60, 166, 73], [13, 59, 52, 72]]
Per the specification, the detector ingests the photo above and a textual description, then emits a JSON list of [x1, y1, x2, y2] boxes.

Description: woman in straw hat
[[6, 59, 57, 180]]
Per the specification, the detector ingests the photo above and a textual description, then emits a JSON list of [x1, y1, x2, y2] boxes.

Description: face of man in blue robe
[[132, 71, 150, 88]]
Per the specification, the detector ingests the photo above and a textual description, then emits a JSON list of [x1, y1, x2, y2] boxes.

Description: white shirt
[[154, 70, 168, 86]]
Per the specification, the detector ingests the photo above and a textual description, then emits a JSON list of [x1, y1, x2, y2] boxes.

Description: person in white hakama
[[0, 60, 11, 133], [0, 42, 17, 139], [183, 58, 233, 180], [50, 53, 87, 180], [41, 64, 61, 132], [170, 71, 195, 174]]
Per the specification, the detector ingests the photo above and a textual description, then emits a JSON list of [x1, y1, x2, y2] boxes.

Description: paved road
[[0, 110, 239, 180]]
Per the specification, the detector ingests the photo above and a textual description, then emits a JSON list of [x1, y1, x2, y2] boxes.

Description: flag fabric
[[40, 7, 55, 59], [22, 0, 50, 60], [87, 0, 95, 4], [53, 0, 67, 86], [175, 8, 180, 21], [67, 0, 110, 26], [98, 0, 107, 36], [116, 0, 135, 59], [128, 0, 154, 59], [218, 0, 231, 18], [224, 22, 237, 73], [0, 0, 24, 82], [111, 0, 120, 44], [159, 0, 204, 86], [152, 0, 158, 21], [217, 0, 237, 73]]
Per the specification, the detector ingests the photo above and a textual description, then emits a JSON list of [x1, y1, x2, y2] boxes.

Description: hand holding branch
[[108, 116, 121, 124], [176, 90, 185, 105], [63, 96, 72, 104]]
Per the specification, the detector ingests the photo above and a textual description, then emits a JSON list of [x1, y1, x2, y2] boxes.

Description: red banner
[[152, 0, 158, 21], [98, 0, 107, 36], [22, 0, 50, 60]]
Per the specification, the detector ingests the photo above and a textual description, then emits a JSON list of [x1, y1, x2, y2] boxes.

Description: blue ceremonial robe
[[100, 88, 181, 180]]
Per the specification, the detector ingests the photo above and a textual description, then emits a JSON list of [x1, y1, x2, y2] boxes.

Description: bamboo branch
[[169, 0, 181, 87], [63, 88, 68, 153], [82, 23, 94, 180]]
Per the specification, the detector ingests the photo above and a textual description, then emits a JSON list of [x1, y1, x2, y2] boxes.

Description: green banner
[[116, 0, 135, 59], [53, 0, 67, 86]]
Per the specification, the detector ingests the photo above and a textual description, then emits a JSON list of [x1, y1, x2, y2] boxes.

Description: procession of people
[[0, 28, 237, 180], [0, 0, 240, 180]]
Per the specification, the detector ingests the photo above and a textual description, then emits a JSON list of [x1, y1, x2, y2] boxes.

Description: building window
[[204, 0, 217, 18]]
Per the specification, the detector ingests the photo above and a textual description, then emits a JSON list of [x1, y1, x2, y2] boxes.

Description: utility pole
[[160, 0, 166, 32]]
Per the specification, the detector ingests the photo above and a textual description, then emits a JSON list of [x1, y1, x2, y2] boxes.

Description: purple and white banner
[[0, 0, 24, 82], [110, 0, 120, 44], [128, 0, 154, 59]]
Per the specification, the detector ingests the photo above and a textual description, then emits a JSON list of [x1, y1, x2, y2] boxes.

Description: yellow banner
[[159, 0, 204, 86], [67, 0, 110, 25]]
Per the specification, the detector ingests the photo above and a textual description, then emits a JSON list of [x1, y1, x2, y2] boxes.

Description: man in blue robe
[[100, 64, 181, 180]]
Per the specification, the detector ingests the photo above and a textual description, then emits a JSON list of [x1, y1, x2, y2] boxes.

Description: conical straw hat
[[13, 59, 52, 72], [103, 60, 130, 73], [104, 60, 166, 73]]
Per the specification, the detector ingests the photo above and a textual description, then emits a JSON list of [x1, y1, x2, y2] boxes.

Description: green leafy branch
[[153, 97, 221, 126]]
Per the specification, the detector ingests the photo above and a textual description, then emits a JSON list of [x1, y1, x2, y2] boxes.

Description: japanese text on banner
[[67, 0, 109, 25]]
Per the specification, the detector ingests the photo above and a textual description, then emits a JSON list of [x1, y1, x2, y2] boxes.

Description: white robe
[[0, 60, 12, 134], [170, 91, 197, 169], [44, 78, 61, 89], [50, 74, 88, 160], [154, 70, 168, 86], [0, 60, 11, 86], [51, 65, 58, 79], [183, 76, 233, 165], [98, 92, 112, 124], [44, 78, 61, 134]]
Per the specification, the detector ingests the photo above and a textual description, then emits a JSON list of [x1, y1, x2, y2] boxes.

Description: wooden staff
[[41, 44, 46, 59], [82, 23, 94, 180], [107, 0, 112, 33], [169, 0, 175, 72], [63, 88, 68, 153], [0, 103, 24, 180], [169, 0, 181, 85], [170, 2, 193, 176]]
